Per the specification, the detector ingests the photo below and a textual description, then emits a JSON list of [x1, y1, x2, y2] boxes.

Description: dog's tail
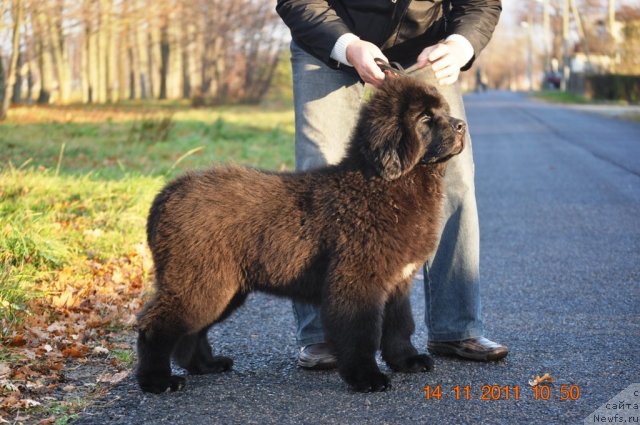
[[146, 174, 190, 250]]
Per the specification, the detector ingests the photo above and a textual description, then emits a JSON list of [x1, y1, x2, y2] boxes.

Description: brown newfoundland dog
[[136, 77, 466, 394]]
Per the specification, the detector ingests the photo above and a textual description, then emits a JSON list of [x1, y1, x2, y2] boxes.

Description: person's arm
[[447, 0, 502, 69], [276, 0, 387, 87], [275, 0, 352, 65], [417, 0, 501, 85]]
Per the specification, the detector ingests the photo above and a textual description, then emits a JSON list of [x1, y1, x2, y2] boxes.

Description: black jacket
[[276, 0, 501, 70]]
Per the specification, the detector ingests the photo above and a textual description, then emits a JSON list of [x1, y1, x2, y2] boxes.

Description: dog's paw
[[187, 356, 233, 375], [138, 373, 186, 394], [347, 371, 391, 393], [168, 375, 187, 392], [398, 353, 434, 373]]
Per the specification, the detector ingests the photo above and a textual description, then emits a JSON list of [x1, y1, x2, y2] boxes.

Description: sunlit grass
[[0, 103, 295, 330], [0, 105, 295, 178], [533, 90, 589, 104], [0, 169, 162, 329]]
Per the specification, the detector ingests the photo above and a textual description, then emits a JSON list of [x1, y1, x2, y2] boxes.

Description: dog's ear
[[356, 96, 407, 181], [371, 140, 403, 181]]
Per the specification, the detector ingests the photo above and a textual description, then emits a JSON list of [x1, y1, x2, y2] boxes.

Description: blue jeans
[[290, 41, 483, 345]]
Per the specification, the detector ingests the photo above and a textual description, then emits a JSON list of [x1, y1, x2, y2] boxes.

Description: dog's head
[[353, 77, 466, 181]]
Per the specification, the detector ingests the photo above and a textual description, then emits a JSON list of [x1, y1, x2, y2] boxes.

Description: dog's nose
[[452, 119, 466, 134]]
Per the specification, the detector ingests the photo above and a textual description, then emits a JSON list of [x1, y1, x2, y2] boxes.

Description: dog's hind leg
[[173, 292, 247, 375], [322, 287, 389, 392], [136, 298, 189, 393], [381, 290, 434, 373], [173, 327, 233, 374]]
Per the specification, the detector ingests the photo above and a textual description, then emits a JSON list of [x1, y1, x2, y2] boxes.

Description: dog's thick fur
[[136, 77, 466, 393]]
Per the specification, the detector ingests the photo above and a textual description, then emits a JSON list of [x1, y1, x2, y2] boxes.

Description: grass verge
[[532, 90, 589, 104], [0, 103, 295, 422]]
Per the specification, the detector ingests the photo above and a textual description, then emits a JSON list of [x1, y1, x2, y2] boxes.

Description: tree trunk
[[0, 55, 5, 109], [11, 51, 23, 104], [117, 1, 129, 100], [105, 0, 117, 102], [181, 7, 194, 99], [169, 11, 181, 99], [134, 1, 149, 99], [35, 7, 53, 104], [86, 3, 98, 103], [1, 0, 22, 120], [96, 0, 108, 103], [26, 64, 33, 105], [46, 5, 71, 104], [147, 1, 162, 99], [181, 42, 191, 99], [83, 13, 93, 103], [159, 23, 169, 100]]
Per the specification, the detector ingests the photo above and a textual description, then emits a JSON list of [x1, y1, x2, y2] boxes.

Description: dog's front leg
[[380, 290, 434, 372], [321, 290, 389, 392]]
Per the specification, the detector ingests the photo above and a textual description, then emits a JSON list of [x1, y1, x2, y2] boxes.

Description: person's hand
[[346, 40, 388, 87], [416, 39, 470, 86]]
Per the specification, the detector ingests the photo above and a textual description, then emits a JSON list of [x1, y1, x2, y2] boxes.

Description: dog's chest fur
[[258, 165, 445, 296]]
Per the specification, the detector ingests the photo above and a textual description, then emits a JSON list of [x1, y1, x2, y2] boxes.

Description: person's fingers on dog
[[346, 40, 387, 87], [363, 61, 387, 87], [418, 42, 466, 85], [416, 45, 437, 68], [426, 43, 450, 64], [430, 54, 453, 73], [438, 72, 460, 86], [434, 66, 460, 86]]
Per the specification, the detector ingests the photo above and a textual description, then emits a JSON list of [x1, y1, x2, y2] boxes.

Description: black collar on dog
[[375, 59, 409, 78]]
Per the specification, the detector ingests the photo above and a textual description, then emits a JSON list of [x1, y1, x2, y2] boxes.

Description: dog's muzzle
[[451, 118, 466, 135], [450, 117, 466, 155]]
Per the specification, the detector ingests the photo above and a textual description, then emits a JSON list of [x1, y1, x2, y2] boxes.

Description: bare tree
[[46, 0, 71, 104], [2, 0, 286, 105], [33, 3, 55, 104], [1, 0, 23, 120]]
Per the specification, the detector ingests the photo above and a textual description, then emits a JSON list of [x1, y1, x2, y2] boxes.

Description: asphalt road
[[74, 92, 640, 425]]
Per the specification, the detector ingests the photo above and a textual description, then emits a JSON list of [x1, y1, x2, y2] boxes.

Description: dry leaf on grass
[[8, 335, 27, 347], [62, 344, 89, 359], [1, 253, 148, 415]]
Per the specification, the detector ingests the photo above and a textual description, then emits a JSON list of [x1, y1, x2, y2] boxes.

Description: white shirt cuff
[[330, 33, 360, 67], [445, 34, 474, 65]]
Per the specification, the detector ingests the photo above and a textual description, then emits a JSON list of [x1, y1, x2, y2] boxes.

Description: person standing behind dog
[[276, 0, 507, 368]]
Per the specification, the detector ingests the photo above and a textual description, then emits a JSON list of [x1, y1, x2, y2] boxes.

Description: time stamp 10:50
[[424, 384, 582, 401]]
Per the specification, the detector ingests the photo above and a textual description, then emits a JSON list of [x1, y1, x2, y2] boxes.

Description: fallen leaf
[[29, 327, 50, 341], [22, 399, 41, 408], [8, 335, 27, 347], [0, 363, 10, 378], [0, 393, 20, 410], [1, 381, 18, 392], [92, 346, 109, 355], [62, 345, 88, 359], [47, 322, 66, 333], [96, 370, 129, 384]]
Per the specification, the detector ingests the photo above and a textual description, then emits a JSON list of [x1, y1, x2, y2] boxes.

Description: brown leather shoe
[[428, 337, 508, 361], [297, 343, 338, 370]]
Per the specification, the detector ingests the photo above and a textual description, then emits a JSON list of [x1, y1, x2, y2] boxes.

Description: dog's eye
[[419, 114, 432, 124]]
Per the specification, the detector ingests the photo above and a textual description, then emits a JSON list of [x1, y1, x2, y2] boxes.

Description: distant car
[[543, 72, 562, 89]]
